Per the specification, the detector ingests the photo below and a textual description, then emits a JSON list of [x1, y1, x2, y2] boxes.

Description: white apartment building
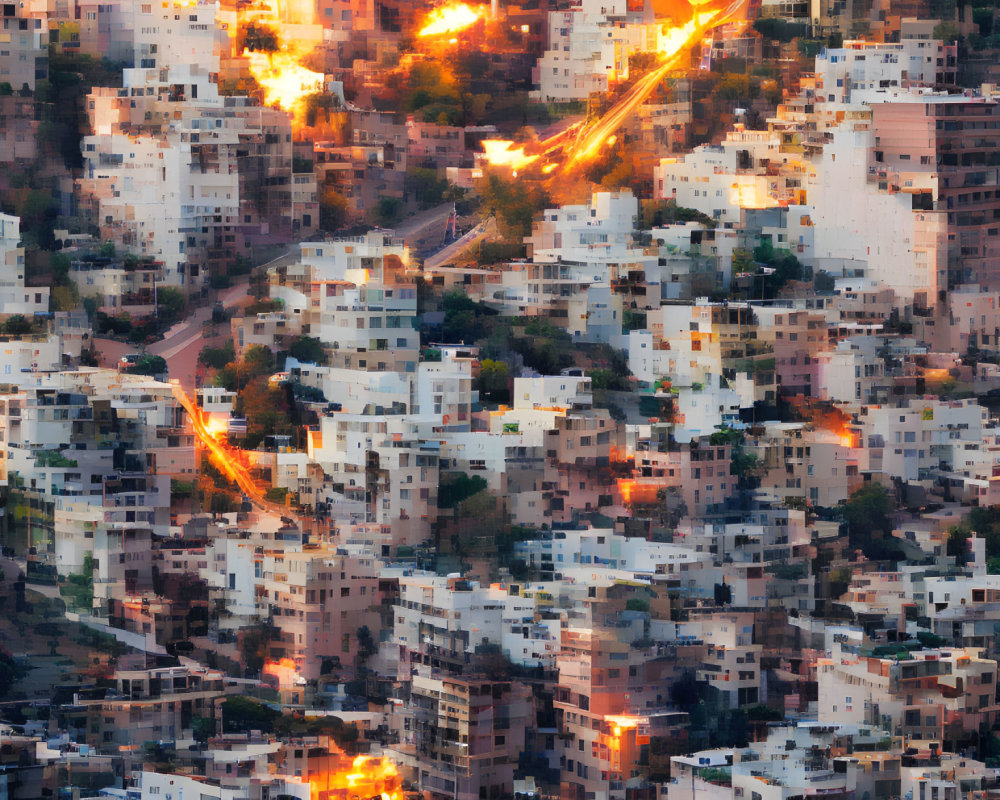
[[392, 573, 559, 669], [0, 214, 50, 316], [858, 397, 986, 482], [78, 2, 316, 293], [534, 0, 657, 101], [813, 39, 947, 105], [0, 8, 46, 93], [654, 127, 799, 226], [308, 413, 440, 544], [271, 234, 418, 368], [478, 192, 647, 342]]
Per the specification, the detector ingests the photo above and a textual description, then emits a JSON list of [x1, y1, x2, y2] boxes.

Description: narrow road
[[392, 203, 454, 251], [92, 277, 251, 392]]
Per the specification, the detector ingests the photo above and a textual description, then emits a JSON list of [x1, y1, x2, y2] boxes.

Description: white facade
[[534, 0, 656, 102], [0, 214, 49, 316], [814, 39, 945, 105]]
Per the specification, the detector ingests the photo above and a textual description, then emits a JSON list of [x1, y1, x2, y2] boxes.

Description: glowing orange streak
[[170, 382, 277, 510], [547, 0, 748, 173], [417, 2, 481, 36], [307, 752, 405, 800]]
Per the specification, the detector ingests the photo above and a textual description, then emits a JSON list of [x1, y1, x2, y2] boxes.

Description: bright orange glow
[[729, 179, 778, 209], [562, 6, 729, 170], [309, 752, 405, 800], [243, 48, 324, 112], [263, 657, 302, 687], [518, 0, 748, 176], [171, 382, 283, 511], [203, 413, 228, 440], [237, 0, 325, 115], [481, 139, 539, 171], [617, 479, 661, 505], [417, 2, 482, 37]]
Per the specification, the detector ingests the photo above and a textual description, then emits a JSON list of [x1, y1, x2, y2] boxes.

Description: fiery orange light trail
[[480, 0, 749, 175], [170, 381, 280, 511], [238, 0, 325, 115], [417, 1, 482, 37], [243, 49, 324, 112], [560, 0, 747, 170], [308, 753, 406, 800]]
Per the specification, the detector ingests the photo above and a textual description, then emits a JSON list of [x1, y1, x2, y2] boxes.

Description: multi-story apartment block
[[857, 397, 986, 483], [0, 94, 38, 163], [533, 0, 658, 102], [0, 371, 180, 610], [543, 407, 623, 523], [69, 253, 165, 313], [254, 543, 381, 680], [392, 573, 559, 673], [392, 673, 531, 800], [817, 648, 1000, 749], [0, 214, 50, 316], [232, 310, 303, 357], [554, 625, 658, 800], [746, 422, 861, 507], [82, 664, 236, 752], [0, 4, 46, 93], [77, 2, 316, 294], [689, 609, 763, 707], [869, 99, 1000, 299], [308, 412, 440, 544], [630, 301, 775, 403], [813, 39, 955, 105], [270, 233, 419, 375]]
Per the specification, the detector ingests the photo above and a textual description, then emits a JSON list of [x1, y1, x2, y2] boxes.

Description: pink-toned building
[[543, 408, 624, 523], [255, 545, 381, 680], [870, 100, 1000, 309]]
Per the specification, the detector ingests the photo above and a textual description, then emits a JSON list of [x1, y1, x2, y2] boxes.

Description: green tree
[[641, 199, 715, 229], [192, 715, 216, 743], [51, 284, 79, 312], [843, 483, 900, 560], [126, 354, 167, 377], [371, 196, 402, 227], [2, 315, 34, 335], [717, 74, 758, 103], [754, 241, 803, 296], [439, 473, 488, 509], [287, 335, 327, 365], [221, 696, 279, 733], [973, 6, 994, 36], [156, 286, 187, 327], [814, 271, 835, 292], [477, 358, 509, 402], [243, 345, 275, 378], [475, 172, 550, 240], [753, 17, 805, 41], [947, 525, 972, 565], [933, 21, 960, 41], [406, 167, 449, 209], [319, 188, 350, 231], [302, 92, 340, 127], [241, 21, 279, 52], [199, 341, 236, 370]]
